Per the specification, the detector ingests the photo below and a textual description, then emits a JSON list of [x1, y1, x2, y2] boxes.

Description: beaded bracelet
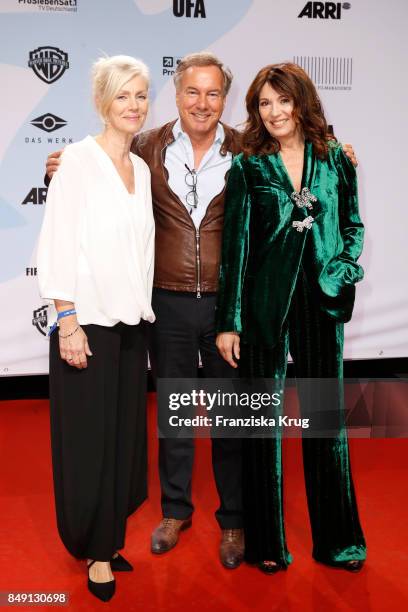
[[58, 325, 80, 339], [48, 309, 77, 336]]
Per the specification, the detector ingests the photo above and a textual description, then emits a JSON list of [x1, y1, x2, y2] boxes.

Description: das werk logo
[[31, 113, 67, 133], [28, 46, 69, 83], [173, 0, 206, 18], [298, 2, 351, 19], [26, 113, 72, 144]]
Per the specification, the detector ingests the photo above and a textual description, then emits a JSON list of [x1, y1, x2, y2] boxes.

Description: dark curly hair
[[242, 62, 335, 159]]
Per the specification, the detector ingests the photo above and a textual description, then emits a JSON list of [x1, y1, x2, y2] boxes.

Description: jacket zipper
[[159, 145, 235, 297], [195, 228, 201, 298], [161, 145, 203, 296]]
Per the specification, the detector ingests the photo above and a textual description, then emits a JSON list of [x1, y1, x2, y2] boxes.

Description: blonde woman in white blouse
[[37, 56, 155, 602]]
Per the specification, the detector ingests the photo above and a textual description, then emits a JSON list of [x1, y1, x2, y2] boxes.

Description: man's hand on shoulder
[[342, 143, 358, 167], [46, 149, 63, 180]]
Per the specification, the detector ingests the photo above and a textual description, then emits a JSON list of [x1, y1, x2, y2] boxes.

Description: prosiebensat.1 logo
[[16, 0, 77, 12]]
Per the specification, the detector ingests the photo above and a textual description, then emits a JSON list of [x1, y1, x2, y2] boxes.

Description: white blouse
[[37, 135, 155, 327]]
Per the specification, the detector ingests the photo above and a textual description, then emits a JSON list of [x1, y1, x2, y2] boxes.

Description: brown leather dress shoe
[[219, 528, 245, 569], [151, 517, 192, 554]]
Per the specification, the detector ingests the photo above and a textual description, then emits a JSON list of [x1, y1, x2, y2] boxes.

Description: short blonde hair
[[174, 52, 233, 96], [92, 55, 149, 122]]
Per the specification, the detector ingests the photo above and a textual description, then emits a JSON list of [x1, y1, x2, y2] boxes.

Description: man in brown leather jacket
[[133, 53, 245, 569]]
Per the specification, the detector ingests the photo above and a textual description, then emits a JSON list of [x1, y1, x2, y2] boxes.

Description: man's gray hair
[[173, 52, 233, 96]]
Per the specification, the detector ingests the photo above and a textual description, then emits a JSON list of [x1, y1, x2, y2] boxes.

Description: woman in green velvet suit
[[216, 63, 366, 574]]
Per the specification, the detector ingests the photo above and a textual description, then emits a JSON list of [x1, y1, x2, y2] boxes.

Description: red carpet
[[0, 395, 407, 611]]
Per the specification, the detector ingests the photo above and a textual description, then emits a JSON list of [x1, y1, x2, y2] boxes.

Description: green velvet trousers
[[240, 267, 366, 566]]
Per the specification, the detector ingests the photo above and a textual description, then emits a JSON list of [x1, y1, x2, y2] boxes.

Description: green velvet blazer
[[216, 141, 364, 347]]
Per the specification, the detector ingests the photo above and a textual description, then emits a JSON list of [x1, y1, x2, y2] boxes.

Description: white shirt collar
[[172, 118, 225, 146]]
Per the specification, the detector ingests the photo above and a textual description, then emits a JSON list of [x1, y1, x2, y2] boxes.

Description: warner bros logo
[[28, 46, 69, 84], [32, 305, 49, 336]]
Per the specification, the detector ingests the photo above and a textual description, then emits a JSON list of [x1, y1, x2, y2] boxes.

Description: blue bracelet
[[48, 309, 77, 336], [57, 309, 76, 320]]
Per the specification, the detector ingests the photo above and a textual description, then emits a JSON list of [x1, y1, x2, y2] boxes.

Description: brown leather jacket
[[132, 120, 241, 295]]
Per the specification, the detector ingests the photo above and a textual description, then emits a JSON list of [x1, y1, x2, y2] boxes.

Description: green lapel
[[269, 140, 316, 201]]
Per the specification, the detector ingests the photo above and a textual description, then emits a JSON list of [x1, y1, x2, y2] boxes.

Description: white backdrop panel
[[0, 0, 407, 375]]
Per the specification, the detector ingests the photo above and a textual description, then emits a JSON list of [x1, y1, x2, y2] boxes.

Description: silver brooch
[[291, 187, 317, 210], [292, 216, 314, 232]]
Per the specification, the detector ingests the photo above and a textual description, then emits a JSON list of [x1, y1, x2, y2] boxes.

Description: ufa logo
[[298, 2, 351, 19], [28, 46, 69, 84], [173, 0, 206, 18]]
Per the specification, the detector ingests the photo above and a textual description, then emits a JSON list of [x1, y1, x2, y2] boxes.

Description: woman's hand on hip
[[216, 332, 240, 368], [58, 321, 92, 369]]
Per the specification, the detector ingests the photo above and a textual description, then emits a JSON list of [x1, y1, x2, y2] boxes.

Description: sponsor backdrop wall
[[0, 0, 407, 376]]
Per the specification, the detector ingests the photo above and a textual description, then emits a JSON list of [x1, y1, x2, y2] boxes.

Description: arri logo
[[298, 2, 351, 19], [173, 0, 206, 18], [32, 305, 49, 336], [21, 188, 48, 205], [31, 113, 67, 133], [28, 46, 69, 84]]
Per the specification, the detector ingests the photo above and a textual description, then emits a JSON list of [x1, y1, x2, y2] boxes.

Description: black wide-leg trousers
[[240, 269, 366, 566], [49, 322, 148, 560], [151, 289, 243, 529]]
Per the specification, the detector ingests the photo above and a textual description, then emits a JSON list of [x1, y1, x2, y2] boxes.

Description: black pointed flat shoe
[[338, 560, 364, 572], [258, 560, 284, 574], [321, 559, 365, 573], [87, 560, 115, 602], [110, 552, 133, 572]]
